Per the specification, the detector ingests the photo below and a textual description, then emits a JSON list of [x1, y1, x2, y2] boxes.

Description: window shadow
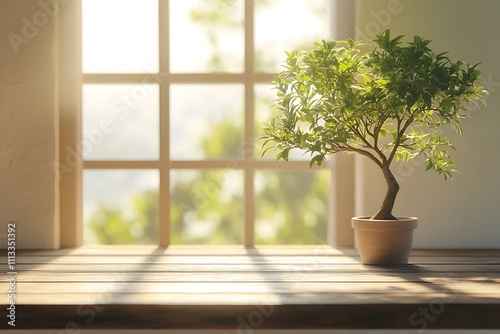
[[336, 247, 500, 304]]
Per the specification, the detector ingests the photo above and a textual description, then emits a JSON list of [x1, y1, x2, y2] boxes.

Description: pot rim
[[352, 216, 418, 222], [351, 216, 418, 230]]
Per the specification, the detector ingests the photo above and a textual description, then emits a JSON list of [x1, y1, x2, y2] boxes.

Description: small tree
[[262, 30, 487, 220]]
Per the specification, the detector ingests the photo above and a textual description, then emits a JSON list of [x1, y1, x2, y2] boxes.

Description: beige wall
[[0, 0, 59, 249], [355, 0, 500, 248]]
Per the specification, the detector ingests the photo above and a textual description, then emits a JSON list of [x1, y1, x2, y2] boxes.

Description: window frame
[[58, 0, 355, 248]]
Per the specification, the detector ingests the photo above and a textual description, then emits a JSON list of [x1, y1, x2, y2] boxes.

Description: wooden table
[[1, 246, 499, 329]]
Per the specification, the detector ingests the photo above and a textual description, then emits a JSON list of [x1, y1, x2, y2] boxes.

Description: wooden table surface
[[1, 246, 499, 329]]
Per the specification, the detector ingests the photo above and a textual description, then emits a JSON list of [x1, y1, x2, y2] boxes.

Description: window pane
[[82, 84, 159, 160], [170, 170, 243, 244], [254, 84, 310, 160], [170, 0, 244, 73], [83, 170, 159, 245], [255, 170, 329, 245], [170, 84, 244, 160], [255, 0, 330, 73], [82, 0, 159, 73]]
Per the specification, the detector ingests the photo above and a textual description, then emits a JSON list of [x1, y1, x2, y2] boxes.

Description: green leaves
[[372, 29, 404, 50], [276, 148, 291, 162], [420, 133, 457, 180], [310, 154, 325, 168], [422, 94, 432, 108], [406, 92, 420, 109], [260, 29, 487, 178]]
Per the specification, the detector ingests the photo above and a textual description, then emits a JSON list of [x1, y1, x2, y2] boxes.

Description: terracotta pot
[[351, 216, 418, 265]]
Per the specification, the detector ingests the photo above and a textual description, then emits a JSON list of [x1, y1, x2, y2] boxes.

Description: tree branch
[[373, 113, 390, 149], [352, 116, 388, 164], [372, 119, 389, 164], [340, 144, 383, 167], [386, 107, 421, 165], [386, 117, 403, 166]]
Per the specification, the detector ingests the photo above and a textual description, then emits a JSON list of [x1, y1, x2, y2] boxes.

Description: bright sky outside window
[[82, 0, 159, 73], [254, 0, 330, 73], [170, 84, 244, 160], [82, 84, 159, 161], [169, 0, 245, 73]]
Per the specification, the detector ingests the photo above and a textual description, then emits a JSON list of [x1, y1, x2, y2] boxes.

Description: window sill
[[2, 246, 500, 329]]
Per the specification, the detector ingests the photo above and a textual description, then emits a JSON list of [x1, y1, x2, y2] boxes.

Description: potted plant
[[261, 30, 487, 264]]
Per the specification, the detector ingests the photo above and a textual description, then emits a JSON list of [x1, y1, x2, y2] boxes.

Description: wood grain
[[1, 246, 499, 329]]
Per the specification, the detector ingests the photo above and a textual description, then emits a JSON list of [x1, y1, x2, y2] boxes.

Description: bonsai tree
[[261, 30, 487, 220]]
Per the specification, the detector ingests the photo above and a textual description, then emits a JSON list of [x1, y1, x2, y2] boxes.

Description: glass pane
[[170, 84, 244, 160], [82, 84, 159, 160], [255, 0, 330, 73], [170, 0, 244, 73], [254, 84, 310, 160], [83, 170, 159, 245], [170, 170, 243, 244], [255, 170, 329, 245], [82, 0, 159, 73]]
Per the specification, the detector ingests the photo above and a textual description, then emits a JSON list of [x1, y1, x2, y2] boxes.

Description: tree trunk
[[370, 166, 400, 220]]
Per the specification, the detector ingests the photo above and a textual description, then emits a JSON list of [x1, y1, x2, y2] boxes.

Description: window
[[59, 0, 355, 247]]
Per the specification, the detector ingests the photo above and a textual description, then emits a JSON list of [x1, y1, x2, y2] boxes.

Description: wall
[[0, 0, 59, 249], [355, 0, 500, 248]]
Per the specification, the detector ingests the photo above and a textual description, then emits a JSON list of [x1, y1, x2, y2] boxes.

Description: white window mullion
[[82, 74, 153, 84], [84, 161, 159, 169]]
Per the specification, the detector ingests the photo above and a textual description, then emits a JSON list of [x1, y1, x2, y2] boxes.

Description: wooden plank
[[3, 281, 499, 296], [4, 263, 500, 273], [2, 304, 500, 329], [4, 292, 500, 306], [12, 271, 500, 283], [3, 255, 363, 265], [9, 255, 500, 265], [1, 248, 499, 329], [9, 246, 500, 257], [9, 245, 353, 256]]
